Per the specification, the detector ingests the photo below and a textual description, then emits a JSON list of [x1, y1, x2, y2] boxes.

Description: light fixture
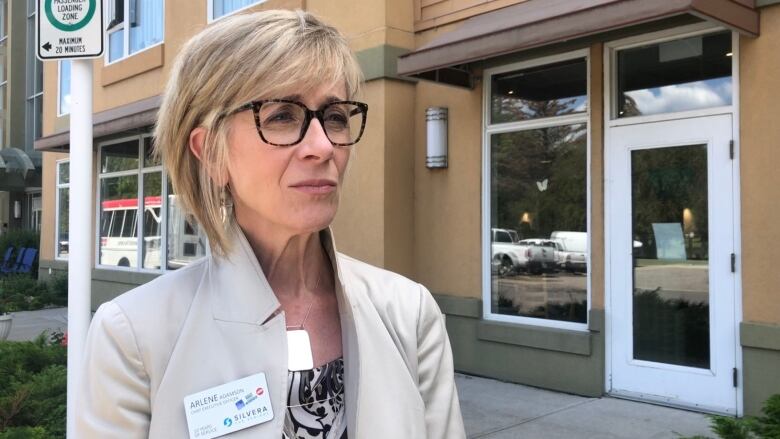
[[426, 107, 448, 169], [507, 90, 514, 95], [726, 52, 733, 57]]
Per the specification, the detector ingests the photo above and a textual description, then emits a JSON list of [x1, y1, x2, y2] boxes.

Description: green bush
[[0, 274, 67, 313], [686, 394, 780, 439], [0, 335, 66, 438]]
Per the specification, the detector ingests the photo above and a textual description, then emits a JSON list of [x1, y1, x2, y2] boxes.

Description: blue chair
[[0, 246, 13, 271], [1, 247, 26, 274], [15, 248, 38, 275]]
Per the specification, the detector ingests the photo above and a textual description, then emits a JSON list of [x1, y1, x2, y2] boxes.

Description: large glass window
[[616, 31, 732, 118], [97, 135, 204, 271], [210, 0, 264, 20], [486, 53, 590, 328], [59, 60, 71, 115], [106, 0, 164, 63]]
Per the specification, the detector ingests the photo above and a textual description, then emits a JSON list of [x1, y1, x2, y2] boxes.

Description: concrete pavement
[[456, 373, 713, 438], [4, 308, 715, 438], [3, 307, 68, 341]]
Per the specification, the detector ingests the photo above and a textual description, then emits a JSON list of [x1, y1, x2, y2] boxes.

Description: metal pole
[[66, 58, 94, 439]]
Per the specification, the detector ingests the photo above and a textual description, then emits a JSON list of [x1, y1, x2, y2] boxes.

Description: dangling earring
[[220, 185, 233, 225]]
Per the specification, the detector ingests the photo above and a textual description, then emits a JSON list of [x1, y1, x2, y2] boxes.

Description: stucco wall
[[413, 79, 482, 297], [740, 4, 780, 325]]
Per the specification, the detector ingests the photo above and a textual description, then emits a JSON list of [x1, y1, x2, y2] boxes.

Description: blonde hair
[[154, 9, 363, 257]]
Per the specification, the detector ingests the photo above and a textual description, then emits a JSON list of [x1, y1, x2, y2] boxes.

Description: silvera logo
[[44, 0, 96, 32]]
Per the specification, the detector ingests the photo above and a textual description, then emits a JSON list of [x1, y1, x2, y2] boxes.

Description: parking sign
[[37, 0, 104, 60]]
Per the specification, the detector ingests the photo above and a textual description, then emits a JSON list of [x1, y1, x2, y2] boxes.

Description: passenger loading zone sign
[[37, 0, 104, 60]]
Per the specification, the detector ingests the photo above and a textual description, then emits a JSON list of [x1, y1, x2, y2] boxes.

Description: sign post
[[37, 1, 103, 437]]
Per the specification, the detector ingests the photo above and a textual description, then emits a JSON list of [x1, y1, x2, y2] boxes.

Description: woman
[[75, 9, 465, 439]]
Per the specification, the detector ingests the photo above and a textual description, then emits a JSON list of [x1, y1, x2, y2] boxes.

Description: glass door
[[607, 115, 737, 414]]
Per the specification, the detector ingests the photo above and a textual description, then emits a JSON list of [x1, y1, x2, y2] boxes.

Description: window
[[59, 60, 71, 116], [0, 0, 7, 149], [485, 51, 590, 329], [26, 0, 42, 151], [97, 135, 205, 271], [106, 0, 164, 63], [26, 191, 42, 232], [616, 31, 732, 118], [56, 161, 70, 260], [209, 0, 264, 20]]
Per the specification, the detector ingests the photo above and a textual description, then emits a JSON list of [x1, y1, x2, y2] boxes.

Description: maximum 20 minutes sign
[[37, 0, 104, 60]]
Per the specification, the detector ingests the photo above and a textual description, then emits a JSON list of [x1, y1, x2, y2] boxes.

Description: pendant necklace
[[285, 272, 320, 371]]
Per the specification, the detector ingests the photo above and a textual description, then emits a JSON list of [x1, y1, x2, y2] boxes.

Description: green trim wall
[[741, 321, 780, 416], [433, 293, 605, 397], [354, 44, 414, 82]]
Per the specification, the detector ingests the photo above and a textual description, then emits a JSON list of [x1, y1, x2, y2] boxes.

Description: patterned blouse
[[282, 357, 347, 439]]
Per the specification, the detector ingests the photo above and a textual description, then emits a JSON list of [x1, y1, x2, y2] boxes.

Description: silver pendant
[[287, 330, 314, 371]]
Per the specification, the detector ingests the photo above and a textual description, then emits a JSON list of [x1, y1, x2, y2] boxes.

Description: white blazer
[[75, 227, 466, 438]]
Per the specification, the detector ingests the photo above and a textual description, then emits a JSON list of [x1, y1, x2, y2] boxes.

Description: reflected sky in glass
[[621, 77, 731, 117]]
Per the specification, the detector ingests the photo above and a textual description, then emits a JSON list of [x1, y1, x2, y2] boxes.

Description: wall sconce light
[[426, 107, 448, 169], [13, 201, 21, 219]]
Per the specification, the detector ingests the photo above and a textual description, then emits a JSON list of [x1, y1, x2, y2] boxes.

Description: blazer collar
[[207, 225, 352, 325]]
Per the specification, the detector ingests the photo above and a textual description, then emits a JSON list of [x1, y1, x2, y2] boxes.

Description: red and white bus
[[99, 196, 205, 269]]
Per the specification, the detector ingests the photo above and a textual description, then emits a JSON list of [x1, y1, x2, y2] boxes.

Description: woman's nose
[[298, 118, 335, 160]]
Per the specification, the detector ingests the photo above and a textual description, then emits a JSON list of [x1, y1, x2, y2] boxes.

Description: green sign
[[44, 0, 96, 32]]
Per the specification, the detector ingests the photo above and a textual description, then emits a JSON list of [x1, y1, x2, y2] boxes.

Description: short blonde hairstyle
[[155, 10, 363, 257]]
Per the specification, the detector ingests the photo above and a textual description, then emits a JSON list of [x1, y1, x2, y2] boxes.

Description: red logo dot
[[256, 387, 264, 396]]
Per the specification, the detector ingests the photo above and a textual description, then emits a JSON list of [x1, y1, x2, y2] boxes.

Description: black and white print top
[[282, 357, 347, 439]]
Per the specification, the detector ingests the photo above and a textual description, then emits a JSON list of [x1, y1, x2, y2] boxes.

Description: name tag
[[183, 373, 275, 439]]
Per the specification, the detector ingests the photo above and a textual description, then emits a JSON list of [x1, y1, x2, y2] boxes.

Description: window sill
[[477, 319, 592, 356], [102, 44, 164, 86], [92, 267, 160, 285]]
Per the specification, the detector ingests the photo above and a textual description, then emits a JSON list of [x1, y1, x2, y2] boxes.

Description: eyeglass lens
[[257, 102, 364, 146]]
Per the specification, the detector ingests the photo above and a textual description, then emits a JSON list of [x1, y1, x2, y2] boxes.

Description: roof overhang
[[398, 0, 759, 87], [34, 95, 161, 151]]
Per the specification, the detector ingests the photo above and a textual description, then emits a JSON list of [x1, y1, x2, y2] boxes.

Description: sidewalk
[[456, 373, 713, 438], [5, 308, 715, 438], [4, 307, 67, 341]]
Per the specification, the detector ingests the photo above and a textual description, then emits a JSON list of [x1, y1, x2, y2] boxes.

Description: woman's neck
[[235, 212, 331, 302]]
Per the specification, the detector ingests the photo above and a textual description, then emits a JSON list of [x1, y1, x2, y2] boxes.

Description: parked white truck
[[491, 228, 557, 276]]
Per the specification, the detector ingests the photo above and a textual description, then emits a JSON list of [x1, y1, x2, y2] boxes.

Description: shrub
[[0, 274, 67, 313], [0, 335, 66, 438], [685, 394, 780, 439]]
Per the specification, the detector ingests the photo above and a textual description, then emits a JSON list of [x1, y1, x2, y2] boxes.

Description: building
[[0, 0, 44, 232], [35, 0, 780, 417]]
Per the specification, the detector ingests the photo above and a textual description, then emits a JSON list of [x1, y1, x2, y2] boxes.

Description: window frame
[[104, 0, 165, 65], [605, 23, 734, 127], [207, 0, 266, 22], [481, 48, 592, 331], [95, 134, 167, 272], [55, 160, 70, 261]]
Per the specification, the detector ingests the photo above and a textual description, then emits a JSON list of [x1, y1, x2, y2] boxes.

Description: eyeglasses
[[230, 99, 369, 147]]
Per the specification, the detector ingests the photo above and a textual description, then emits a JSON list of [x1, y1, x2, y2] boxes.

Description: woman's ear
[[189, 126, 228, 186], [189, 127, 207, 161]]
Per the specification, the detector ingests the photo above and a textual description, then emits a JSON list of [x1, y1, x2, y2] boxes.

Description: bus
[[99, 196, 206, 269]]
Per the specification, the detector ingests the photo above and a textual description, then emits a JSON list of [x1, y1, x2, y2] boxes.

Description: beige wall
[[589, 43, 605, 311], [413, 79, 483, 297], [740, 4, 780, 325], [39, 0, 418, 282]]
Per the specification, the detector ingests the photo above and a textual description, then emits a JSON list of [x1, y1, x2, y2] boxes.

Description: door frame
[[603, 22, 744, 415]]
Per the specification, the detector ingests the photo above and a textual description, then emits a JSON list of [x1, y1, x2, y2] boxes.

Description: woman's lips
[[290, 179, 337, 194]]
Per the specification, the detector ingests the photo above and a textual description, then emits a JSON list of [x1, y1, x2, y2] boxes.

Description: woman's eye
[[265, 111, 298, 124]]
